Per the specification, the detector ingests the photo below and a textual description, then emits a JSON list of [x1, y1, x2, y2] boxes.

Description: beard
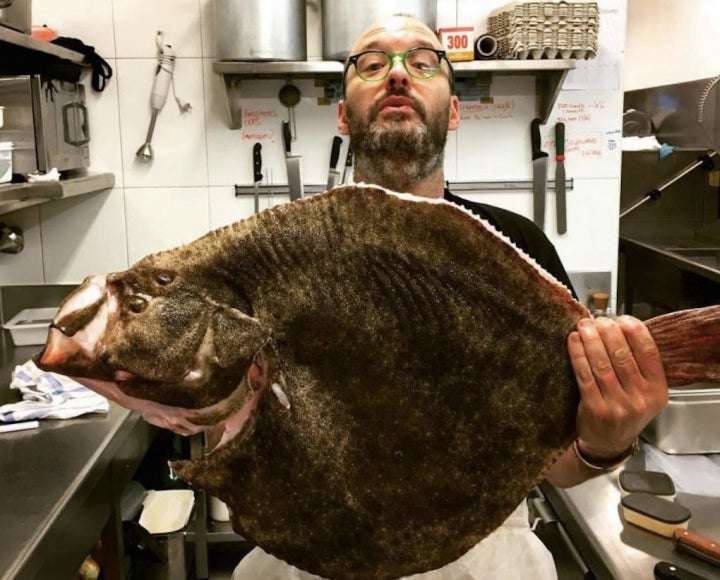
[[344, 88, 450, 193]]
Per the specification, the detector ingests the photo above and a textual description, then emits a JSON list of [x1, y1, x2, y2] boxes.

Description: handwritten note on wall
[[547, 92, 623, 177], [455, 90, 622, 181], [460, 100, 516, 121], [241, 107, 281, 142]]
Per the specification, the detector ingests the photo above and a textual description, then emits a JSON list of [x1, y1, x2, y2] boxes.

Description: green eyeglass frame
[[344, 46, 455, 91]]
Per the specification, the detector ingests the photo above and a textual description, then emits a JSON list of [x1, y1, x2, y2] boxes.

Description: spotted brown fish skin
[[36, 186, 720, 579]]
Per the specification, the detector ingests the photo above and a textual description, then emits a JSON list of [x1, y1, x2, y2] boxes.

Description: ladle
[[278, 80, 301, 141]]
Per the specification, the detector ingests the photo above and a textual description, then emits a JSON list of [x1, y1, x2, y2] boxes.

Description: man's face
[[337, 16, 460, 180]]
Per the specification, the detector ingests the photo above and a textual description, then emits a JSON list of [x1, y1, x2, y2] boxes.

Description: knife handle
[[654, 561, 709, 580], [531, 118, 548, 160], [282, 122, 291, 155], [555, 122, 565, 158], [330, 136, 343, 169], [344, 144, 353, 166], [253, 142, 263, 183], [673, 528, 720, 567]]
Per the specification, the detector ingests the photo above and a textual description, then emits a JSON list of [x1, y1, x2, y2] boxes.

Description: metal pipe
[[619, 152, 717, 218]]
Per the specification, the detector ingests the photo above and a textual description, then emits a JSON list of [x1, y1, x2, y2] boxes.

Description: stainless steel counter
[[0, 343, 156, 579], [621, 236, 720, 285], [541, 449, 720, 580]]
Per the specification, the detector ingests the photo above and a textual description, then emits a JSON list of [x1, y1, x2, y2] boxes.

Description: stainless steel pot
[[215, 0, 306, 61], [321, 0, 437, 61]]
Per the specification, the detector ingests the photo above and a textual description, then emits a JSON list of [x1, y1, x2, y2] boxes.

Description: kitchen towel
[[0, 360, 108, 423]]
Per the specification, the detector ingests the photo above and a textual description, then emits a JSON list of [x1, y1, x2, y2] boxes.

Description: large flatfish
[[36, 185, 720, 579]]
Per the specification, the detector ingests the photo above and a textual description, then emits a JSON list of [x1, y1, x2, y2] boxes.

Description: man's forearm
[[545, 438, 638, 488], [543, 446, 599, 488]]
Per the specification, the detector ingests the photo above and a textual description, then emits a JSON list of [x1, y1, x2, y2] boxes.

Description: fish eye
[[155, 270, 176, 286], [128, 297, 148, 313]]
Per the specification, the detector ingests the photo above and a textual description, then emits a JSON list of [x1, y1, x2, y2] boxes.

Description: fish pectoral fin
[[210, 306, 271, 369]]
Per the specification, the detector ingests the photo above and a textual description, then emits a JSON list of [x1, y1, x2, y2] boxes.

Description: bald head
[[348, 14, 443, 57]]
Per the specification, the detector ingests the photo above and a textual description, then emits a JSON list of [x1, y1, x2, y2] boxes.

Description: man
[[233, 13, 668, 579]]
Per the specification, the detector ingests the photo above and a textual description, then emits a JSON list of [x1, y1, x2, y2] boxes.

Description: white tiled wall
[[0, 0, 629, 300]]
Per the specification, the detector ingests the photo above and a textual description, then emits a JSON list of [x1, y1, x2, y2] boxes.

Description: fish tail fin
[[645, 304, 720, 387]]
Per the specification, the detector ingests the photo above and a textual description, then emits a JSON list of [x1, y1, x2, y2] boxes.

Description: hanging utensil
[[326, 136, 343, 190], [282, 121, 304, 201], [278, 79, 301, 141], [555, 122, 567, 235], [341, 144, 353, 184], [136, 35, 177, 162], [530, 118, 548, 230], [252, 143, 263, 214]]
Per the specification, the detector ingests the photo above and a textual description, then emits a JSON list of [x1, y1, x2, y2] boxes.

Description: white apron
[[231, 501, 558, 580]]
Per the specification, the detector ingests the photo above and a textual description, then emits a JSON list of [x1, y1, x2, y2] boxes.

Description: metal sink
[[663, 247, 720, 270]]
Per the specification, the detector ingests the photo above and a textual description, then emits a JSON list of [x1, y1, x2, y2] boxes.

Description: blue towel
[[0, 360, 108, 422]]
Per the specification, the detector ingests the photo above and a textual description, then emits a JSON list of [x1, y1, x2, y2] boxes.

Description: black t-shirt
[[444, 189, 577, 299]]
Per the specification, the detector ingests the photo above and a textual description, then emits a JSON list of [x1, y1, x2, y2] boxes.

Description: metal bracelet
[[572, 437, 639, 472]]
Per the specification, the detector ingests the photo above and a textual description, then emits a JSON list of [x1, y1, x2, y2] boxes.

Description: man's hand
[[73, 376, 206, 436], [545, 315, 668, 487]]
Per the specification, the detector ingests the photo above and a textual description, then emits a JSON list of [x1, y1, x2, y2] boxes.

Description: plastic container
[[3, 307, 57, 346], [134, 489, 195, 580], [0, 141, 12, 184], [209, 495, 230, 522]]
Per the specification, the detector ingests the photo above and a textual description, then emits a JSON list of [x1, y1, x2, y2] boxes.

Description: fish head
[[36, 258, 271, 410]]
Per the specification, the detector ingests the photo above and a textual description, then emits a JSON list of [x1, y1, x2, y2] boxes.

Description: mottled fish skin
[[36, 185, 720, 579]]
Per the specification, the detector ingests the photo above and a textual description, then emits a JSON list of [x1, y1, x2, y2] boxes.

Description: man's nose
[[386, 55, 410, 87]]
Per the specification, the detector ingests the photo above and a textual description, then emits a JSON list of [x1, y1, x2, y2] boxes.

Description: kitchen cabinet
[[214, 58, 575, 129]]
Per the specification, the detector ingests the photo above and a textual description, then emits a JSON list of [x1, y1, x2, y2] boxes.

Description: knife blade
[[326, 136, 343, 190], [253, 142, 262, 214], [341, 144, 353, 184], [531, 118, 548, 230], [555, 122, 567, 235], [282, 121, 304, 201]]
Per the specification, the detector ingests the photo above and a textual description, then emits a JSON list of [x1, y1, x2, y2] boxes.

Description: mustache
[[369, 88, 426, 121]]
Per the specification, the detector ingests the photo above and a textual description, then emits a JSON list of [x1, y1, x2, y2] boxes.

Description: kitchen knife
[[531, 118, 548, 230], [341, 144, 353, 184], [282, 121, 304, 201], [673, 528, 720, 568], [253, 142, 262, 214], [622, 492, 720, 570], [654, 561, 709, 580], [326, 136, 343, 190], [555, 122, 567, 235]]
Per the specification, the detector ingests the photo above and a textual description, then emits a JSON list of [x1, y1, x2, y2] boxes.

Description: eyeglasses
[[344, 47, 454, 85]]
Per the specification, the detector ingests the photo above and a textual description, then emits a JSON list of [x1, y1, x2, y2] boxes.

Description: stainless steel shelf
[[213, 59, 345, 77], [213, 59, 575, 127], [212, 58, 576, 77], [0, 26, 87, 80], [0, 171, 115, 215]]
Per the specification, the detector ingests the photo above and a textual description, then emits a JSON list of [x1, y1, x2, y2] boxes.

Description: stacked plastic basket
[[488, 0, 599, 60]]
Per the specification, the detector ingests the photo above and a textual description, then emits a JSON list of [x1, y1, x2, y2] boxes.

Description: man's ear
[[338, 100, 349, 135], [448, 95, 460, 131]]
